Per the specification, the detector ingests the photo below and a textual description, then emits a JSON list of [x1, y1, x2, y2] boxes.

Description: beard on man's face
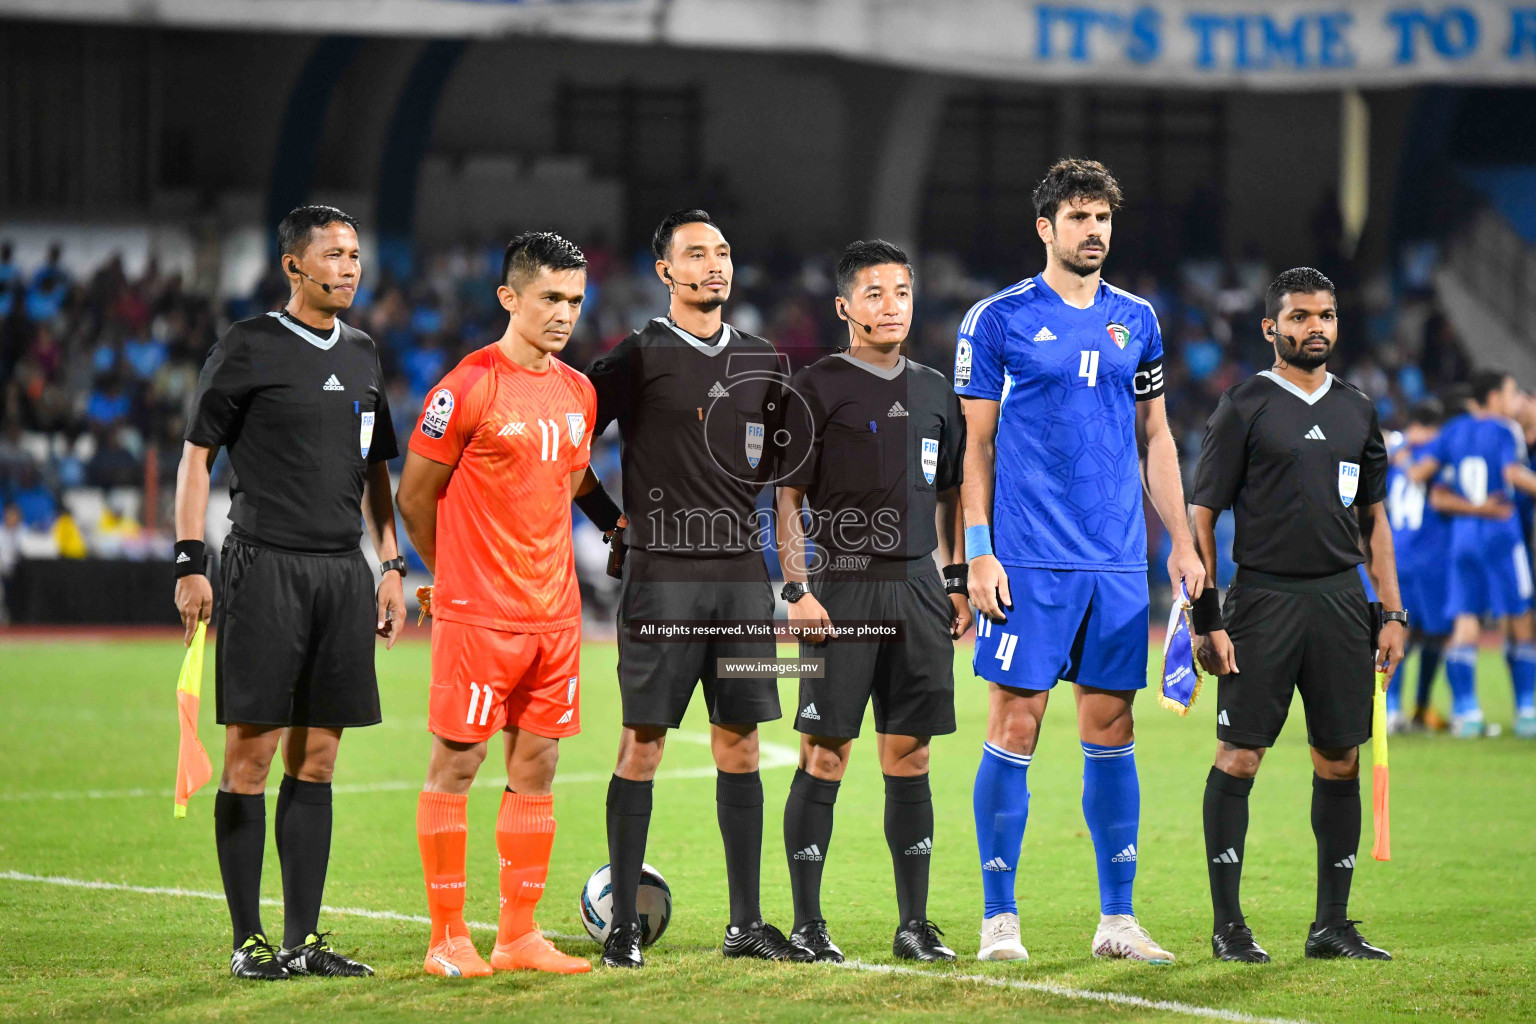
[[1054, 238, 1107, 277], [1277, 333, 1333, 369]]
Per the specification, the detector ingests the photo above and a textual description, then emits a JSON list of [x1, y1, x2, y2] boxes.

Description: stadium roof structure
[[7, 0, 1536, 89]]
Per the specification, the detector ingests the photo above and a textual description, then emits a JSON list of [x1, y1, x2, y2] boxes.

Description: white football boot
[[1091, 914, 1174, 964], [977, 912, 1030, 961]]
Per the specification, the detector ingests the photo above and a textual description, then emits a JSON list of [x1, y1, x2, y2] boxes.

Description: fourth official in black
[[1187, 267, 1406, 965]]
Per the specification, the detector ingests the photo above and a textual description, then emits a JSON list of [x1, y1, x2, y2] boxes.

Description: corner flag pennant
[[174, 621, 213, 818], [1371, 672, 1391, 861], [1159, 583, 1204, 715]]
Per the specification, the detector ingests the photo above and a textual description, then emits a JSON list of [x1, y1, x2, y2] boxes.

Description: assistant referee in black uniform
[[585, 209, 812, 967], [1188, 267, 1405, 965], [774, 240, 969, 964], [173, 205, 406, 980]]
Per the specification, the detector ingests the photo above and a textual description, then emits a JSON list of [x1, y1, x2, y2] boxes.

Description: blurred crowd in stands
[[0, 231, 1473, 619]]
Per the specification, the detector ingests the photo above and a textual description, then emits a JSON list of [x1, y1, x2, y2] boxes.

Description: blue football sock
[[973, 742, 1030, 919], [1511, 642, 1536, 715], [1385, 657, 1403, 714], [1415, 640, 1443, 714], [1445, 644, 1481, 719], [1505, 641, 1519, 694], [1082, 740, 1139, 917]]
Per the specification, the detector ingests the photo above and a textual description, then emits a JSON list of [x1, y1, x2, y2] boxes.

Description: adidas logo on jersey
[[793, 844, 824, 861], [1212, 847, 1240, 864], [498, 422, 526, 436], [1032, 326, 1057, 342], [1218, 710, 1231, 726], [323, 374, 344, 391], [799, 703, 820, 721], [708, 381, 729, 398], [905, 837, 933, 856], [555, 709, 573, 725], [1111, 844, 1137, 863], [1335, 854, 1356, 869], [982, 857, 1011, 872], [888, 401, 908, 417], [1305, 425, 1327, 440]]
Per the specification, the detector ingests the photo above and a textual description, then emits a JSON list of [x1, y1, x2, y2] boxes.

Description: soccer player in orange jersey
[[396, 232, 597, 977]]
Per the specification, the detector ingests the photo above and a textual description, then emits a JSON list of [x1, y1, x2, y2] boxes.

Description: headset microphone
[[663, 267, 699, 292], [288, 261, 332, 294], [838, 302, 874, 335]]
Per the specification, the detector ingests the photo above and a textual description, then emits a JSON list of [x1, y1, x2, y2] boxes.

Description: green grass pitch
[[1, 634, 1532, 1023]]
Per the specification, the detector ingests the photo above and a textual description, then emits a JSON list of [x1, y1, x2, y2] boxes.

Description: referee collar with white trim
[[268, 309, 341, 351], [653, 316, 732, 357], [1258, 369, 1335, 405]]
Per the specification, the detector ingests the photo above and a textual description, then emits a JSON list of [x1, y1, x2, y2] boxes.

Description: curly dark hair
[[1032, 158, 1123, 224]]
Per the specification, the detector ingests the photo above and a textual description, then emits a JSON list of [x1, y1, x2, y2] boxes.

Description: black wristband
[[1189, 587, 1223, 634], [174, 540, 206, 579], [942, 562, 969, 595], [575, 482, 623, 534]]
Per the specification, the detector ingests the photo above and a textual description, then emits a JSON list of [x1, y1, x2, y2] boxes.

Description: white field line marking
[[0, 731, 798, 803], [0, 870, 1314, 1024], [0, 870, 585, 943], [838, 961, 1314, 1024]]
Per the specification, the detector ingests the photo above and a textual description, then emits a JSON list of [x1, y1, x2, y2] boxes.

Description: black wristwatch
[[1382, 609, 1409, 629], [380, 556, 408, 580], [781, 581, 809, 604]]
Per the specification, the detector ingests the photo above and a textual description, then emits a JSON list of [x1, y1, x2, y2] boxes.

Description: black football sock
[[214, 790, 267, 948], [1203, 767, 1253, 932], [782, 768, 839, 928], [606, 775, 653, 929], [275, 775, 333, 949], [1311, 774, 1361, 927], [716, 769, 764, 929], [884, 773, 934, 924]]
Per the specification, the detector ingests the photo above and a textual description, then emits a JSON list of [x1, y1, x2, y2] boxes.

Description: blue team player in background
[[1408, 370, 1536, 738], [1384, 399, 1453, 732], [955, 159, 1205, 963]]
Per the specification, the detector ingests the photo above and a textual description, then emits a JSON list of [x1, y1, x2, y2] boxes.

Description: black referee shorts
[[793, 572, 956, 739], [215, 534, 381, 729], [616, 549, 781, 730], [1217, 566, 1374, 750]]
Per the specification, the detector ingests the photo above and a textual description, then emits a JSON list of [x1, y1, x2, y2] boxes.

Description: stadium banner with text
[[6, 0, 1536, 86]]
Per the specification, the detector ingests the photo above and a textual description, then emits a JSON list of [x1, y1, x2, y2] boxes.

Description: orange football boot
[[490, 928, 592, 974], [424, 934, 494, 978]]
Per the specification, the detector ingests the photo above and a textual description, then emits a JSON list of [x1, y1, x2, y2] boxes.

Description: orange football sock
[[496, 790, 556, 945], [418, 790, 470, 945]]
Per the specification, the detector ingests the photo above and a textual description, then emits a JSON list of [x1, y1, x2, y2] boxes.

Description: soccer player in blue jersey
[[1503, 391, 1536, 731], [956, 159, 1205, 963], [1408, 370, 1536, 738], [1384, 400, 1453, 732]]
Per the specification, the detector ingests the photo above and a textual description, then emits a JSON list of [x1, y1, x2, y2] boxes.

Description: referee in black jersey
[[173, 205, 406, 980], [1188, 267, 1405, 965], [583, 209, 812, 967], [774, 240, 969, 964]]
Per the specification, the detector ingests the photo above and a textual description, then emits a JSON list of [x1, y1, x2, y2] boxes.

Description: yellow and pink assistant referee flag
[[174, 621, 213, 818], [1371, 671, 1391, 861]]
